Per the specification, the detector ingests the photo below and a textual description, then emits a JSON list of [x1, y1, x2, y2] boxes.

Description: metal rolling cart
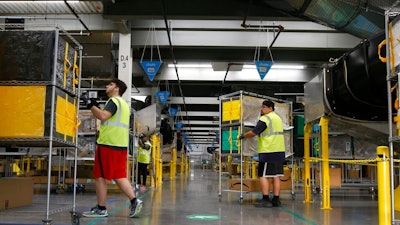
[[383, 3, 400, 224], [0, 26, 83, 225], [218, 90, 294, 203]]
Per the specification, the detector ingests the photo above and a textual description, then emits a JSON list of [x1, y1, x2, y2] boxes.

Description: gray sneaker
[[82, 205, 108, 217], [129, 198, 143, 218]]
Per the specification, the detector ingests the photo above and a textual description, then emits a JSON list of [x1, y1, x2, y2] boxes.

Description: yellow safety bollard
[[37, 158, 43, 170], [251, 160, 257, 179], [303, 123, 312, 203], [170, 148, 177, 179], [319, 116, 331, 210], [26, 157, 31, 173], [180, 153, 185, 174], [377, 146, 391, 225], [244, 157, 249, 179]]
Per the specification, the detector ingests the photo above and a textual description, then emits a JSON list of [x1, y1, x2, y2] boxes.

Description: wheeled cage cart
[[218, 90, 294, 203], [0, 26, 83, 225]]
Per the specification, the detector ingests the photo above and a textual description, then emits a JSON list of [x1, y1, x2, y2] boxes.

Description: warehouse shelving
[[0, 26, 83, 225]]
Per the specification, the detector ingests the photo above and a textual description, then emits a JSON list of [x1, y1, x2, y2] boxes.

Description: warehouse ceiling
[[0, 0, 396, 147]]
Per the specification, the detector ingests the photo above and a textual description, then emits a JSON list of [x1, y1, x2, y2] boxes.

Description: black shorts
[[258, 161, 284, 178]]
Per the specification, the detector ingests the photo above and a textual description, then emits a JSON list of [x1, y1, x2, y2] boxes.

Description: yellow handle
[[378, 39, 387, 63]]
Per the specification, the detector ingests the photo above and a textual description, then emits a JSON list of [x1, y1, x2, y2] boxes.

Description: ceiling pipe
[[161, 0, 192, 134], [218, 62, 242, 97], [241, 0, 284, 49], [63, 0, 92, 36]]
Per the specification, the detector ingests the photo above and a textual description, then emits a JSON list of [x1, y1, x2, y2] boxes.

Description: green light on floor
[[186, 214, 220, 221]]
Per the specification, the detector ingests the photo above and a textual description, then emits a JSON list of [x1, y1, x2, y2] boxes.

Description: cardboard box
[[316, 167, 342, 188], [228, 178, 260, 192], [32, 176, 57, 184], [0, 177, 33, 210], [347, 169, 360, 179], [0, 159, 4, 173], [269, 168, 292, 190]]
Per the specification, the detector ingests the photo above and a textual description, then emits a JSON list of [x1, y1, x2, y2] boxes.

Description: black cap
[[262, 100, 275, 110]]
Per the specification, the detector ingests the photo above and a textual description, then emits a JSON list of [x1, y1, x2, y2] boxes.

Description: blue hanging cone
[[140, 60, 162, 81], [156, 91, 170, 105], [168, 107, 179, 118], [182, 133, 187, 141], [175, 122, 184, 131], [254, 60, 273, 80]]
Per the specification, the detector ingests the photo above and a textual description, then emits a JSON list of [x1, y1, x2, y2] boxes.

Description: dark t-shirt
[[104, 100, 117, 115], [251, 116, 285, 163]]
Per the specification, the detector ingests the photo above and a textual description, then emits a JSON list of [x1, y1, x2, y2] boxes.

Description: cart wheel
[[42, 219, 52, 225], [239, 197, 243, 204], [218, 194, 222, 202], [70, 211, 81, 225], [291, 192, 295, 200]]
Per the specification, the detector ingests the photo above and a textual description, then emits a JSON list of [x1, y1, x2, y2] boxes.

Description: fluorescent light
[[131, 96, 147, 102], [1, 1, 79, 3], [243, 64, 305, 69], [168, 63, 212, 68], [167, 63, 304, 69]]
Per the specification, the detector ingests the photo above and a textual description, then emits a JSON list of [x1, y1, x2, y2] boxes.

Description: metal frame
[[0, 26, 83, 225], [217, 90, 293, 203], [384, 2, 400, 223]]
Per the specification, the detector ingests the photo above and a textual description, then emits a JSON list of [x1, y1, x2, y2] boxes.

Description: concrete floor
[[0, 164, 397, 225]]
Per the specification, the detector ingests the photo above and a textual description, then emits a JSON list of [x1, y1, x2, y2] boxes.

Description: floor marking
[[280, 206, 319, 225], [187, 214, 220, 221], [85, 189, 151, 225]]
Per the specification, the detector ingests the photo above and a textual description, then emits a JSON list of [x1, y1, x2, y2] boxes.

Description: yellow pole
[[186, 156, 189, 172], [26, 157, 31, 173], [157, 158, 163, 186], [244, 157, 249, 178], [154, 135, 163, 186], [319, 116, 331, 210], [170, 148, 177, 179], [303, 122, 312, 203], [180, 153, 185, 174], [377, 146, 391, 225], [37, 158, 42, 170], [251, 160, 257, 179]]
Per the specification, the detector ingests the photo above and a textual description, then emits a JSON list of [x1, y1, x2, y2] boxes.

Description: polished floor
[[0, 162, 396, 225]]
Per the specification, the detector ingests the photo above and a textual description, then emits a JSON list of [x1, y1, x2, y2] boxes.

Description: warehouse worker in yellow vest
[[82, 78, 143, 218], [137, 133, 152, 191], [239, 100, 285, 208]]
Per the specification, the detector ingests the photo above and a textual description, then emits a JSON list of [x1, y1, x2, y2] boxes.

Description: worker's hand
[[87, 98, 100, 109], [138, 138, 144, 146], [238, 134, 245, 140], [81, 92, 89, 106]]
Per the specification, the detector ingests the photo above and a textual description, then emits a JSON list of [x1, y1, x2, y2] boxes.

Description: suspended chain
[[308, 157, 400, 164]]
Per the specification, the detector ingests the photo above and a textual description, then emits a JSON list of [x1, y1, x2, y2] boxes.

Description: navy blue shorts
[[258, 161, 284, 178]]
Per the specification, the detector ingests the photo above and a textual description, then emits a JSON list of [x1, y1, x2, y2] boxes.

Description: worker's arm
[[239, 120, 266, 139], [90, 106, 112, 122], [239, 130, 257, 139]]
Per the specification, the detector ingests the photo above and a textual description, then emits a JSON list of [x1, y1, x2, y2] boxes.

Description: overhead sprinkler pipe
[[63, 0, 92, 36], [241, 0, 284, 49], [219, 63, 243, 96]]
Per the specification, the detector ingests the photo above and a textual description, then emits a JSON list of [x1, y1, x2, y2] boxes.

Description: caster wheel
[[239, 198, 243, 204], [291, 192, 295, 200], [70, 211, 81, 225]]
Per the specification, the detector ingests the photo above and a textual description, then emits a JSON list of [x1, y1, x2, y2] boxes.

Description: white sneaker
[[129, 199, 143, 218]]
